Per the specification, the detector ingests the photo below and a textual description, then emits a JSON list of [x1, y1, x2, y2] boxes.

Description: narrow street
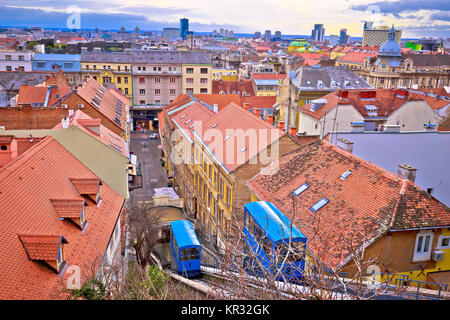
[[129, 130, 168, 202]]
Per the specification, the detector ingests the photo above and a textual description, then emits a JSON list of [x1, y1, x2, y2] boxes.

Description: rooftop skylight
[[310, 197, 329, 213], [340, 170, 352, 180], [291, 183, 309, 197]]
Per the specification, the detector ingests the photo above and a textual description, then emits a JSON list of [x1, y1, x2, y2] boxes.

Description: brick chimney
[[336, 137, 354, 153], [254, 108, 261, 118], [266, 115, 274, 125], [398, 164, 417, 183], [288, 126, 297, 136], [278, 121, 285, 131], [0, 136, 18, 167]]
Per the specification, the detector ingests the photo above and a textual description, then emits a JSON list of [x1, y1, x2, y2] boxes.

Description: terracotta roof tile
[[18, 234, 64, 261]]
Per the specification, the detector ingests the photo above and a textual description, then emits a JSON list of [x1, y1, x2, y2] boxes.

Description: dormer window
[[51, 199, 87, 230], [70, 178, 101, 205], [18, 234, 68, 274]]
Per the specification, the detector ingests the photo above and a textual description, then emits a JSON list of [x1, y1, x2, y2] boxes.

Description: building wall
[[181, 64, 212, 95], [362, 29, 402, 47], [63, 93, 125, 136], [386, 100, 442, 131], [0, 51, 33, 71], [132, 64, 182, 106], [0, 107, 69, 130], [81, 62, 132, 103]]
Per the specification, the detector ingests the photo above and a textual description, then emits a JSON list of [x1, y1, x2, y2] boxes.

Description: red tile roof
[[70, 177, 100, 195], [299, 88, 446, 120], [17, 85, 70, 106], [337, 51, 377, 64], [212, 80, 255, 96], [74, 78, 128, 132], [0, 136, 124, 299], [248, 141, 450, 269]]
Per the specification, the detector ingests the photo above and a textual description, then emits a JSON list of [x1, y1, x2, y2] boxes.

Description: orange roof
[[248, 141, 450, 269], [337, 51, 377, 64], [75, 78, 128, 132], [252, 73, 286, 80], [0, 136, 124, 299], [17, 85, 70, 106], [212, 80, 255, 96]]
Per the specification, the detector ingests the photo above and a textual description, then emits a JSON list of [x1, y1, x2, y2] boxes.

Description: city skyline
[[0, 0, 448, 38]]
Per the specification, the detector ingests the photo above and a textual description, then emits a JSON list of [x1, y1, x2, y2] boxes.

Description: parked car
[[150, 133, 158, 139]]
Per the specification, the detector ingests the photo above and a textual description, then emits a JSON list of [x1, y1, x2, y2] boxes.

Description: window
[[18, 55, 24, 61], [186, 78, 194, 83], [5, 55, 11, 61], [310, 197, 329, 213], [155, 100, 160, 105], [200, 78, 208, 84], [438, 236, 450, 249], [117, 77, 121, 84], [155, 77, 161, 83], [93, 65, 96, 70], [200, 68, 208, 74], [139, 77, 145, 84], [186, 88, 194, 94], [170, 78, 176, 83], [413, 231, 434, 262], [6, 66, 11, 71], [170, 89, 176, 95], [292, 183, 309, 197], [186, 68, 194, 74], [37, 62, 46, 68], [118, 66, 121, 71], [200, 88, 208, 94], [125, 88, 129, 95], [124, 77, 128, 84], [155, 89, 160, 95], [139, 89, 145, 95], [140, 100, 145, 106]]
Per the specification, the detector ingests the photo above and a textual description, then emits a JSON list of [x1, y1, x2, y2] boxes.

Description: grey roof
[[0, 72, 54, 91], [291, 66, 371, 90], [402, 54, 450, 67], [131, 50, 211, 64], [81, 52, 132, 63]]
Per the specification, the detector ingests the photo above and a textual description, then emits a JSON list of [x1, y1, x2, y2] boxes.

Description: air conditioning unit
[[62, 104, 68, 109], [432, 250, 445, 262]]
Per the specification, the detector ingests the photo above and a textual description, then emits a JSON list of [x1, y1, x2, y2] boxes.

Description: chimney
[[278, 121, 285, 131], [288, 126, 297, 136], [351, 122, 365, 132], [254, 109, 261, 117], [0, 136, 18, 167], [336, 137, 354, 153], [266, 115, 274, 125], [61, 117, 70, 129], [398, 164, 417, 183]]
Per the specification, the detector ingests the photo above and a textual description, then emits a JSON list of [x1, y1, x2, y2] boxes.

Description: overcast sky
[[0, 0, 449, 38]]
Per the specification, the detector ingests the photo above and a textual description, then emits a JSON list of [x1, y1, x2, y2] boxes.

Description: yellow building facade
[[81, 53, 133, 103]]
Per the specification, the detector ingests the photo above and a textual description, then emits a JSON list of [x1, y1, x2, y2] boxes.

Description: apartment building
[[182, 63, 212, 95], [0, 50, 33, 71], [159, 95, 299, 247], [81, 52, 133, 103]]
